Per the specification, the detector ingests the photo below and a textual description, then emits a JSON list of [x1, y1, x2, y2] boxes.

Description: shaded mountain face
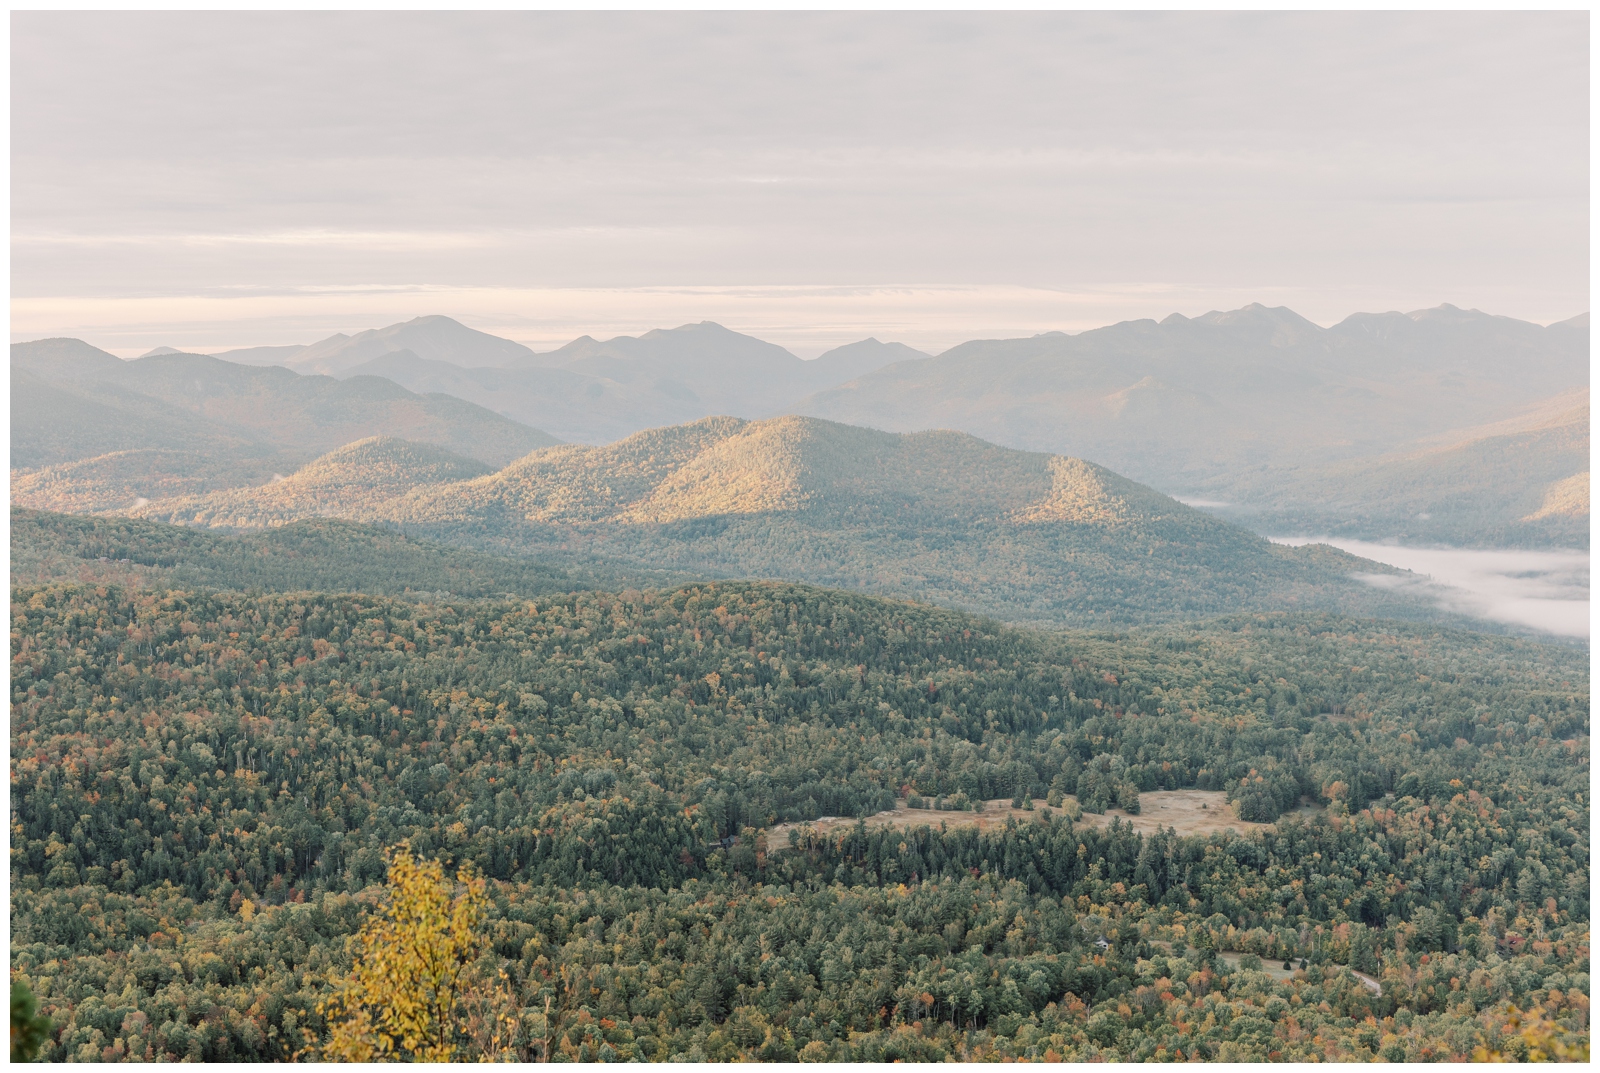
[[1210, 390, 1590, 548], [344, 322, 932, 443], [99, 412, 1441, 629], [10, 339, 562, 514], [197, 316, 535, 373], [808, 337, 930, 382], [790, 303, 1588, 497], [12, 336, 130, 381], [12, 338, 558, 468]]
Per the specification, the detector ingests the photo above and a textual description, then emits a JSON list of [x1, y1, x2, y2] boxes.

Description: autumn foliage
[[314, 846, 490, 1061]]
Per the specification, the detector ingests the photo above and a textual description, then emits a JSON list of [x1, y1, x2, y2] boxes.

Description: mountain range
[[794, 304, 1587, 495], [19, 303, 1589, 549], [119, 414, 1457, 630], [147, 316, 928, 443], [337, 321, 927, 443], [11, 337, 559, 515]]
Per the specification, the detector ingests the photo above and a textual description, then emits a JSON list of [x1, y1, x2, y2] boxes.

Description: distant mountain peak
[[287, 316, 537, 375], [638, 321, 752, 340], [1405, 303, 1493, 323], [139, 346, 185, 357]]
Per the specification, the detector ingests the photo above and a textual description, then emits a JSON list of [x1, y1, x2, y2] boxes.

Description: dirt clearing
[[767, 790, 1295, 848]]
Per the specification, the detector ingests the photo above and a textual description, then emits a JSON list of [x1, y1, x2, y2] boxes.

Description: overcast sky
[[12, 11, 1589, 357]]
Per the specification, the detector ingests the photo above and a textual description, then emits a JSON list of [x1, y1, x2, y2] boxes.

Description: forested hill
[[10, 508, 683, 599], [11, 578, 1589, 1061], [120, 415, 1450, 630]]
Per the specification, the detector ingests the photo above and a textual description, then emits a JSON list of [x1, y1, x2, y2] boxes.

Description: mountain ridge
[[91, 412, 1455, 630], [790, 303, 1588, 495], [15, 302, 1587, 547], [11, 338, 561, 471]]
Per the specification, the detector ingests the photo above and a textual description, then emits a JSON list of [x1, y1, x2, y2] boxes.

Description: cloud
[[10, 12, 1588, 343]]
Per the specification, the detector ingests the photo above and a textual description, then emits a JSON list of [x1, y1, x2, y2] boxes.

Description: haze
[[11, 11, 1588, 356], [1273, 538, 1590, 640]]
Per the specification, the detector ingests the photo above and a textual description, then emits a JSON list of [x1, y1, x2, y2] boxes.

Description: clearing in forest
[[766, 789, 1302, 848]]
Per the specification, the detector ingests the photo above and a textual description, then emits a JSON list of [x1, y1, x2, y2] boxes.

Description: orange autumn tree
[[316, 844, 504, 1062]]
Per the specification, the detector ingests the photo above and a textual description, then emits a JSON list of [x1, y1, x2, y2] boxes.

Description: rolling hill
[[99, 414, 1461, 630], [12, 448, 292, 516], [9, 507, 658, 597], [129, 437, 495, 529]]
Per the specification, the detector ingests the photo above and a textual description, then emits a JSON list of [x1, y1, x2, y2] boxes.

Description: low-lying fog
[[1270, 537, 1590, 639]]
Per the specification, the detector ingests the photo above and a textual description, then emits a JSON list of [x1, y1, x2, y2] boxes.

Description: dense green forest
[[10, 509, 685, 601], [10, 577, 1589, 1061]]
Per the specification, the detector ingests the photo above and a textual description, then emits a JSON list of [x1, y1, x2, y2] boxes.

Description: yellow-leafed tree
[[1474, 1002, 1591, 1063], [316, 844, 498, 1062]]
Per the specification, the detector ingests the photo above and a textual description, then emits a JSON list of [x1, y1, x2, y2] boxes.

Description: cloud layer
[[12, 12, 1588, 353]]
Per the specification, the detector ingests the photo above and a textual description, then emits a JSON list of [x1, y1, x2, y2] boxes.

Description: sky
[[11, 11, 1590, 357]]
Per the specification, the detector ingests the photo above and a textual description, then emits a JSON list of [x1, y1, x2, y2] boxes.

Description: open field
[[1214, 951, 1383, 995], [766, 789, 1301, 848], [1216, 950, 1299, 983]]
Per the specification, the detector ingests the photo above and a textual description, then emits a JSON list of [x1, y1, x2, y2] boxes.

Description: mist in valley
[[1272, 536, 1590, 639]]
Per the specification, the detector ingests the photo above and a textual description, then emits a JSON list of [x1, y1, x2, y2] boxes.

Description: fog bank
[[1271, 537, 1590, 639]]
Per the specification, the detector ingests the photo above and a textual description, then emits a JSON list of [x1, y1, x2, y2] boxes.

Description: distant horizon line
[[13, 299, 1589, 363]]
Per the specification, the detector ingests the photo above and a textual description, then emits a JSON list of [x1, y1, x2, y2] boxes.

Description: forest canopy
[[10, 579, 1590, 1061]]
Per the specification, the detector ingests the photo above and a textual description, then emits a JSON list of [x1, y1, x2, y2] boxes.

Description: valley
[[9, 304, 1589, 1063], [1270, 536, 1590, 640]]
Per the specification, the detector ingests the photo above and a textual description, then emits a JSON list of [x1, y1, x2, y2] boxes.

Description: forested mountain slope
[[10, 508, 666, 598], [111, 415, 1444, 629], [378, 416, 1450, 629], [1212, 392, 1589, 548], [11, 579, 1589, 1061], [127, 438, 494, 530]]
